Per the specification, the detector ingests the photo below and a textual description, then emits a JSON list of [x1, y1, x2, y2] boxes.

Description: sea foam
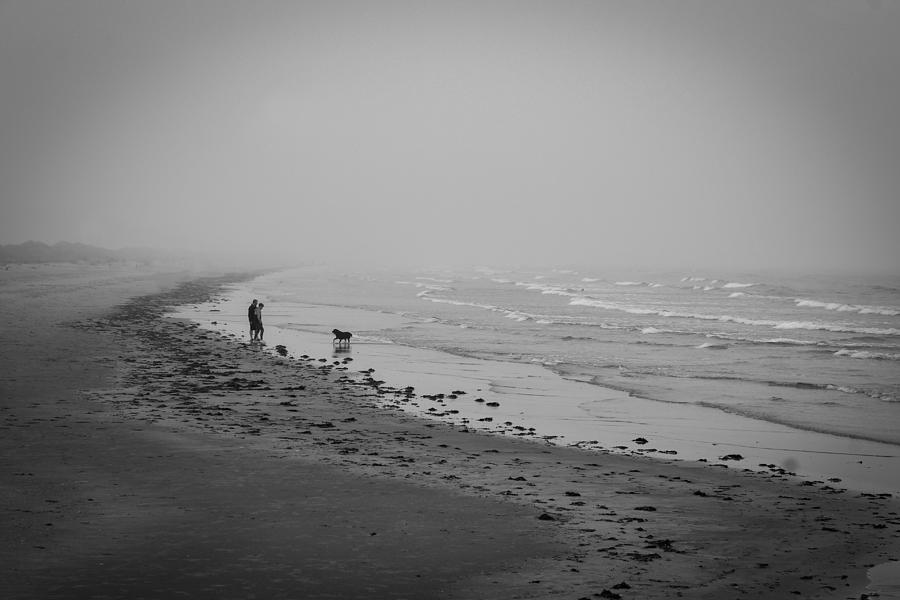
[[568, 297, 900, 336], [834, 349, 900, 361], [723, 282, 757, 288], [795, 298, 899, 317]]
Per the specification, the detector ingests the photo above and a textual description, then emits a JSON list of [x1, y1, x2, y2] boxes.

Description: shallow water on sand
[[173, 268, 900, 495]]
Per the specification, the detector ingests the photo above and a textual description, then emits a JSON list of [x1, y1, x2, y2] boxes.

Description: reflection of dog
[[332, 329, 353, 344]]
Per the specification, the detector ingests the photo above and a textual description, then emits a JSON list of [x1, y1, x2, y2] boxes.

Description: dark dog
[[332, 329, 353, 344]]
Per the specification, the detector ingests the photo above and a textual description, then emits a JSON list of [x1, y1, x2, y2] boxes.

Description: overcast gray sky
[[1, 0, 898, 271]]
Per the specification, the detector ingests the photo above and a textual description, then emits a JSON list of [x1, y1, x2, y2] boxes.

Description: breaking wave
[[794, 298, 899, 317], [569, 296, 900, 336], [834, 349, 900, 361], [722, 282, 757, 289]]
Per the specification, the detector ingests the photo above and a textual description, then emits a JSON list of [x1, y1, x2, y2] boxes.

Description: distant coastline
[[0, 240, 185, 266]]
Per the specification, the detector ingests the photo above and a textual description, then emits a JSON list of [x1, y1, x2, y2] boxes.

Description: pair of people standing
[[248, 299, 265, 341]]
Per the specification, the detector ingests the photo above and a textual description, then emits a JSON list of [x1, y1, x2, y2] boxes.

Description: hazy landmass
[[0, 241, 186, 266]]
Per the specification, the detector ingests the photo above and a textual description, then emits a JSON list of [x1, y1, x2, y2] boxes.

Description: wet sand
[[2, 265, 898, 599]]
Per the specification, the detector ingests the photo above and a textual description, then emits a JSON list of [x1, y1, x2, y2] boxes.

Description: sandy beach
[[2, 266, 899, 599]]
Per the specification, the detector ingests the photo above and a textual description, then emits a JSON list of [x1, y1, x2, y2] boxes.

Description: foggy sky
[[2, 1, 899, 272]]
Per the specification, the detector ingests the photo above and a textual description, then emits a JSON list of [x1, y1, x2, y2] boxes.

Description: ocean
[[176, 264, 900, 495]]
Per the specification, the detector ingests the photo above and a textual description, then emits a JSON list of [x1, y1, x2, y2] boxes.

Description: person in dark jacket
[[248, 299, 260, 340]]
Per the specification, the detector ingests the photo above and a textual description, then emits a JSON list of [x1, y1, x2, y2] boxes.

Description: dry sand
[[2, 265, 898, 599]]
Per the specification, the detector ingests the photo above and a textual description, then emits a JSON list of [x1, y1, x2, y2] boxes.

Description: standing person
[[248, 299, 260, 340], [255, 303, 265, 341]]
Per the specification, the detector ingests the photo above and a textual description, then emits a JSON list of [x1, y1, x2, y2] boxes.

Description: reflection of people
[[248, 299, 260, 340], [255, 303, 265, 341]]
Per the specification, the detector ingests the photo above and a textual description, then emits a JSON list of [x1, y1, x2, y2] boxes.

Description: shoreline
[[180, 275, 900, 496], [2, 266, 899, 598], [0, 266, 565, 600]]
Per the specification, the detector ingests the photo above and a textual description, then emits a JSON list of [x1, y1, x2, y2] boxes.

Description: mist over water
[[2, 1, 899, 275]]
